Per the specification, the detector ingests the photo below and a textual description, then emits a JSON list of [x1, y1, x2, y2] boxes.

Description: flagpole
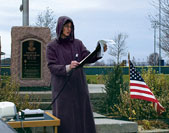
[[128, 53, 132, 119], [128, 53, 130, 88]]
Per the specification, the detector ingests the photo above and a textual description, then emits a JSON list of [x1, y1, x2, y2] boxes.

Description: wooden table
[[7, 112, 60, 133]]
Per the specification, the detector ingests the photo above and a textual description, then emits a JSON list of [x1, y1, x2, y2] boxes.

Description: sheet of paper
[[78, 39, 115, 67], [97, 39, 116, 57]]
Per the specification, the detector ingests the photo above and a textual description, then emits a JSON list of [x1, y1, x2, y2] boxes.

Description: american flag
[[129, 60, 165, 114]]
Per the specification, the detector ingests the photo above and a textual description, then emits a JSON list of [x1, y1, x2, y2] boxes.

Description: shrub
[[113, 68, 169, 120], [95, 67, 168, 120], [0, 76, 39, 111], [100, 65, 124, 114]]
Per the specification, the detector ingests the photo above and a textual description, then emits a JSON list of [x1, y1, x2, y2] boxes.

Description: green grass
[[86, 74, 169, 84], [86, 75, 105, 84], [86, 75, 129, 84]]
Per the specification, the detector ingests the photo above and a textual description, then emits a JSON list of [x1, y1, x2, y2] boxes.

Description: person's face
[[62, 22, 72, 38]]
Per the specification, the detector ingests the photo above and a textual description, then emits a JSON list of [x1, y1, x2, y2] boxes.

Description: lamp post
[[152, 21, 158, 66], [159, 0, 162, 73], [20, 0, 29, 26]]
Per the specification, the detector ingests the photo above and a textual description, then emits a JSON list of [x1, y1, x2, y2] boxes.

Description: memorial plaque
[[11, 26, 51, 87], [21, 40, 41, 79]]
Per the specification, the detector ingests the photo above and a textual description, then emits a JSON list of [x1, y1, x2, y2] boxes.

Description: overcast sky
[[0, 0, 164, 63]]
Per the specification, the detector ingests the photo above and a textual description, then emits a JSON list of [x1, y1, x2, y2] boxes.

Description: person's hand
[[103, 44, 107, 52], [70, 61, 79, 69]]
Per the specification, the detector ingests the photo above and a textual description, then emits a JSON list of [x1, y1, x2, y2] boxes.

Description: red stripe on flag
[[153, 102, 165, 115], [130, 95, 157, 103], [130, 83, 150, 90], [130, 89, 154, 96]]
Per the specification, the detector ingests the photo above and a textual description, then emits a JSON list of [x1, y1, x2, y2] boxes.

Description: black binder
[[77, 43, 101, 68]]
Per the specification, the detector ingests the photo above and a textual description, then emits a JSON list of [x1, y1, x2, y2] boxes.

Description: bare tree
[[148, 53, 159, 66], [131, 56, 137, 66], [150, 0, 169, 56], [109, 33, 128, 64], [161, 0, 169, 56], [35, 7, 57, 39]]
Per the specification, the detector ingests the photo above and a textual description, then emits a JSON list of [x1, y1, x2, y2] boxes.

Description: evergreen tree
[[104, 65, 124, 113]]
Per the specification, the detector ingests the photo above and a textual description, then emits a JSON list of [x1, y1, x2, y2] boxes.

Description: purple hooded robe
[[46, 16, 100, 133]]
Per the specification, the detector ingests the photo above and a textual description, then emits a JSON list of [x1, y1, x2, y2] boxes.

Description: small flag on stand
[[129, 60, 165, 115]]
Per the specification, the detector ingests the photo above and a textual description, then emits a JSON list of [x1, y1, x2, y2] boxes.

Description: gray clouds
[[0, 0, 157, 61]]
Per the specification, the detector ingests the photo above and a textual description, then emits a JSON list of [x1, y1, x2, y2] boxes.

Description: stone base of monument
[[11, 26, 51, 88]]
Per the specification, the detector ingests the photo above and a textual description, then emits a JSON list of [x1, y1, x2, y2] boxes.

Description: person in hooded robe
[[46, 16, 107, 133]]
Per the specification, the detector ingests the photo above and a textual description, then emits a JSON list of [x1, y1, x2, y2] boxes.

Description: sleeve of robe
[[46, 45, 67, 76], [80, 41, 102, 63]]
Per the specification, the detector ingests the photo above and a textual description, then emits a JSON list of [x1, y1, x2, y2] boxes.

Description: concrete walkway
[[45, 110, 138, 133], [95, 118, 138, 133], [88, 84, 106, 93], [19, 84, 106, 94]]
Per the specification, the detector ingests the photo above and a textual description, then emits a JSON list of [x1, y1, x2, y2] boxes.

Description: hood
[[56, 16, 74, 41]]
